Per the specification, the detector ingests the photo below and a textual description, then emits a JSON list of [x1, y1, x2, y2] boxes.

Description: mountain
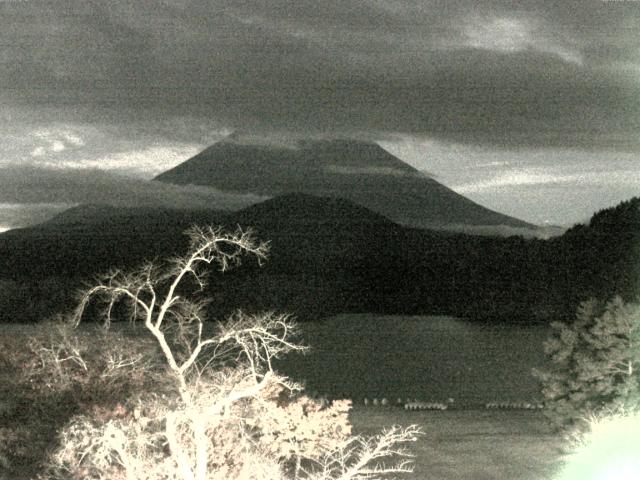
[[1, 194, 636, 324], [154, 138, 533, 231], [0, 194, 400, 282], [0, 194, 407, 322], [233, 192, 395, 229]]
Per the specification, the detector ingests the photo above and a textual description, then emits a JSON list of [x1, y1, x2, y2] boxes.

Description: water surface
[[275, 314, 550, 406]]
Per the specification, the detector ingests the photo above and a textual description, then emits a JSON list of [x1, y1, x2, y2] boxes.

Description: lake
[[274, 314, 551, 407], [2, 314, 551, 408]]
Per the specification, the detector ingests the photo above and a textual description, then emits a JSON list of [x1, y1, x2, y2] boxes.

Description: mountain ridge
[[0, 195, 637, 324]]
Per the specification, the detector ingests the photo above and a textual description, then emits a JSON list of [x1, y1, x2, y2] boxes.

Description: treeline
[[202, 196, 640, 323], [0, 195, 637, 324]]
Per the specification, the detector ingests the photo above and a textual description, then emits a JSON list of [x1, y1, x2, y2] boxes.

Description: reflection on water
[[275, 315, 551, 406]]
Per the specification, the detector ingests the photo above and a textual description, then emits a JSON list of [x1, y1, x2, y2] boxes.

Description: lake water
[[3, 314, 551, 408], [274, 314, 551, 407]]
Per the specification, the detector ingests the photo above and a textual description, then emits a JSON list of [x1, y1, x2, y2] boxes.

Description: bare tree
[[304, 425, 423, 480], [37, 225, 421, 480]]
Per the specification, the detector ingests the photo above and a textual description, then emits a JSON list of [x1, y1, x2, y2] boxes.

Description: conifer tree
[[534, 296, 640, 431]]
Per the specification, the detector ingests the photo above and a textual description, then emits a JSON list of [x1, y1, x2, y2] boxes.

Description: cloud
[[61, 131, 85, 146], [0, 115, 231, 177], [51, 140, 65, 152], [454, 171, 570, 193], [380, 135, 640, 225], [475, 161, 511, 168], [31, 147, 46, 157], [324, 165, 429, 178], [454, 15, 583, 65], [29, 128, 85, 157], [1, 1, 638, 150], [38, 145, 205, 177], [447, 165, 640, 225], [0, 1, 638, 230], [454, 168, 640, 194], [0, 166, 269, 229], [225, 131, 303, 150]]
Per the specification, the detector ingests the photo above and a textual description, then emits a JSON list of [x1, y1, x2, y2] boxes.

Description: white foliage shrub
[[557, 407, 640, 480]]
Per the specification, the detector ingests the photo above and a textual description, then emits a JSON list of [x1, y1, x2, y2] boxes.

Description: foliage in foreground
[[556, 406, 640, 479], [0, 320, 166, 479], [534, 296, 640, 432], [20, 226, 420, 480]]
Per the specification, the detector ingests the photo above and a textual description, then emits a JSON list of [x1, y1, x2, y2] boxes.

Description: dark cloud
[[1, 0, 639, 149]]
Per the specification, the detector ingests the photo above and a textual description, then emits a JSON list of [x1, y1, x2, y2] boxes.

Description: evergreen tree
[[534, 296, 640, 431]]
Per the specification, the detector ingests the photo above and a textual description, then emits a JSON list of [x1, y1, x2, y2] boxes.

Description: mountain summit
[[154, 138, 532, 230]]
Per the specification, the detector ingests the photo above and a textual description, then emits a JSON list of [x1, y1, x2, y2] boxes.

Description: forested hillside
[[0, 196, 637, 324]]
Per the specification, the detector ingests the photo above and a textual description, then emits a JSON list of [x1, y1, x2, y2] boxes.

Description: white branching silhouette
[[35, 226, 421, 480], [305, 425, 423, 480]]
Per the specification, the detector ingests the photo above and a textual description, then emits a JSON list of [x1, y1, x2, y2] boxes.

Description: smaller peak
[[234, 192, 395, 227]]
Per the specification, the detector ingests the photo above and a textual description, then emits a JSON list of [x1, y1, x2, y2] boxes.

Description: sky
[[1, 0, 639, 229]]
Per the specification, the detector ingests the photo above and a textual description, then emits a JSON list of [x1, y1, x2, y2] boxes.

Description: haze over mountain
[[155, 138, 533, 232]]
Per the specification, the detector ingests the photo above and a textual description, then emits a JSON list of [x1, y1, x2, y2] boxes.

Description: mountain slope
[[0, 194, 408, 322], [0, 194, 397, 280], [154, 138, 532, 230], [1, 195, 637, 324], [233, 192, 395, 229]]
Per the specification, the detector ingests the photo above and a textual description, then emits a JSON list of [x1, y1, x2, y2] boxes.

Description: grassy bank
[[350, 406, 565, 480]]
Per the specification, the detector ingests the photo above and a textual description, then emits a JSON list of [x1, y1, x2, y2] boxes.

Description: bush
[[557, 406, 640, 479], [533, 296, 640, 432], [25, 318, 163, 400], [0, 320, 165, 478], [28, 226, 421, 480]]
